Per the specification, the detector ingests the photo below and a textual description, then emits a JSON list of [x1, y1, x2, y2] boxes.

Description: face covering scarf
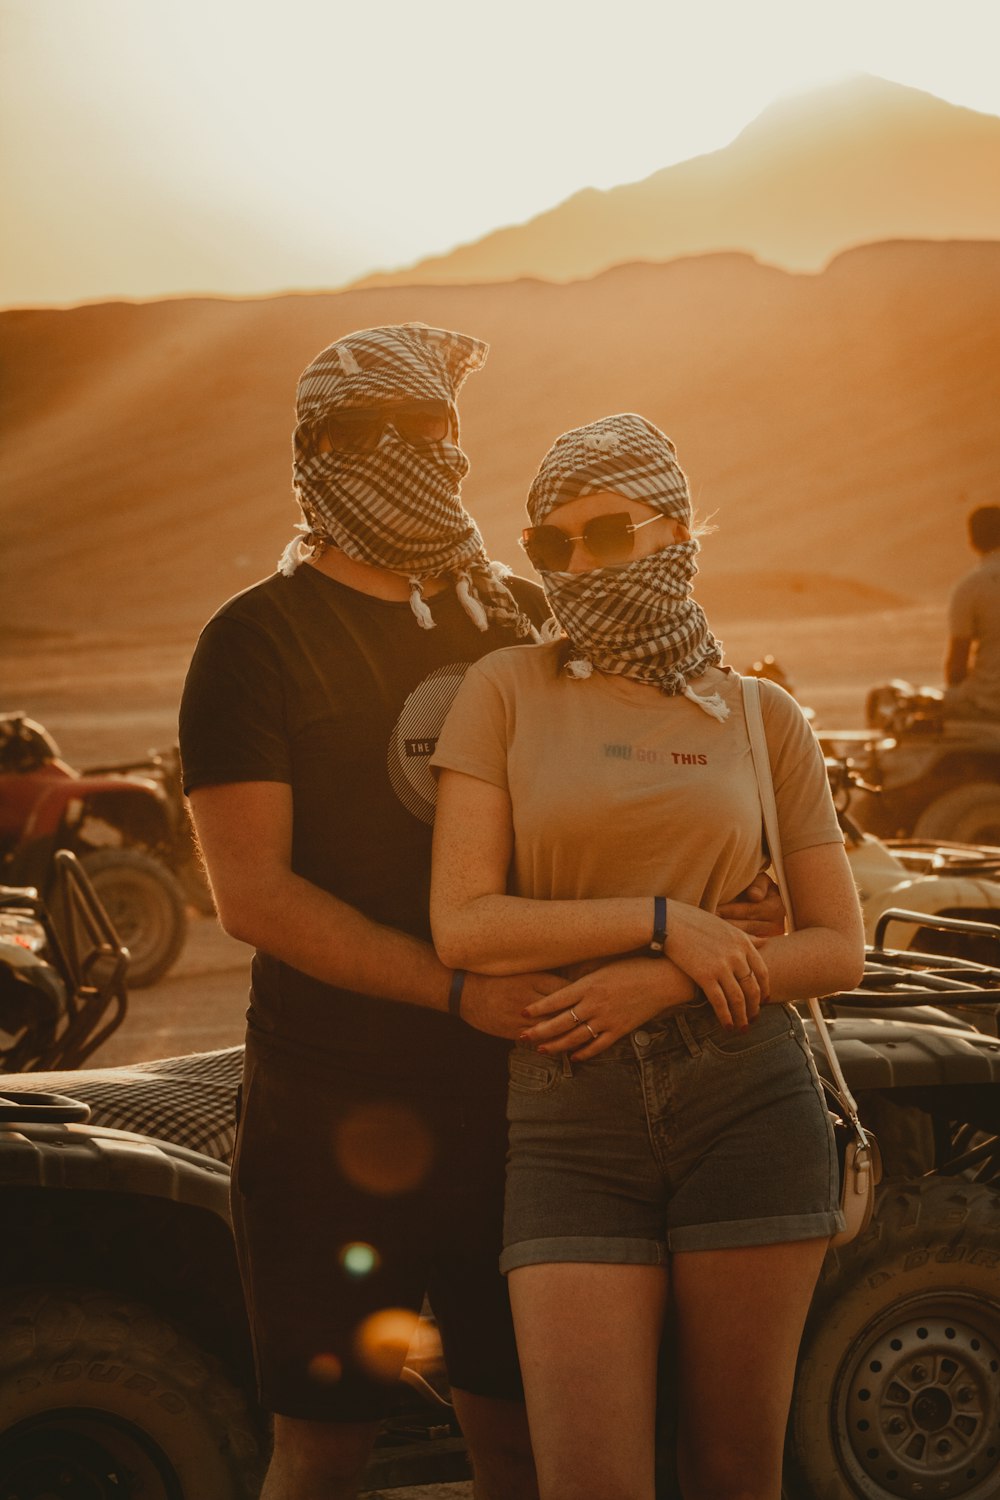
[[527, 413, 728, 720], [281, 323, 538, 639]]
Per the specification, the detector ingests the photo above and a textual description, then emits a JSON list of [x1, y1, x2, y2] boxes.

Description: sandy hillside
[[2, 238, 998, 760]]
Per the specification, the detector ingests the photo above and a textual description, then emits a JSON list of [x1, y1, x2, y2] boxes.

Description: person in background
[[943, 504, 1000, 722], [430, 413, 864, 1500]]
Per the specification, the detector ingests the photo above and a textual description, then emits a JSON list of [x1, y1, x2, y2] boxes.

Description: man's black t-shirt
[[179, 564, 549, 1078]]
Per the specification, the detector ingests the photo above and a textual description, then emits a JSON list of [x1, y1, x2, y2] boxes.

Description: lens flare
[[307, 1352, 343, 1384], [339, 1241, 380, 1278], [335, 1102, 434, 1195], [354, 1307, 420, 1382]]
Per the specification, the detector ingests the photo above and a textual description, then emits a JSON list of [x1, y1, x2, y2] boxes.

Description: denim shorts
[[501, 998, 844, 1271]]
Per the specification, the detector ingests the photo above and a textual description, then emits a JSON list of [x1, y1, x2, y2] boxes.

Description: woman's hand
[[518, 957, 696, 1060], [665, 900, 769, 1028]]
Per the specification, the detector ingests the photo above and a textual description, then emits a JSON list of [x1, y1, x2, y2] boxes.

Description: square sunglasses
[[521, 512, 664, 572], [306, 400, 451, 455]]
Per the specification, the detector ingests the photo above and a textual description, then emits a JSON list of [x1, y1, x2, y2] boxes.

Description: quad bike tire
[[0, 1286, 265, 1499], [785, 1176, 1000, 1500], [80, 849, 187, 988], [913, 782, 1000, 846]]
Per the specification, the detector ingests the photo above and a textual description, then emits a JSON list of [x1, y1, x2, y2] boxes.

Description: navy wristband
[[649, 896, 667, 956], [448, 968, 467, 1018]]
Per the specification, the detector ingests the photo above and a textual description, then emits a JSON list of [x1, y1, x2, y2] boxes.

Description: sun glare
[[1, 0, 998, 304]]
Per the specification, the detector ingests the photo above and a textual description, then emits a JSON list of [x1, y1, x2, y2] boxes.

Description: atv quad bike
[[781, 915, 1000, 1500], [830, 758, 1000, 969], [833, 679, 1000, 847], [83, 742, 213, 917], [0, 714, 189, 986], [2, 919, 1000, 1500]]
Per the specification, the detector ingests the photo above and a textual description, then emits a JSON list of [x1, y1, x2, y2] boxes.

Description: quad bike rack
[[0, 848, 128, 1072]]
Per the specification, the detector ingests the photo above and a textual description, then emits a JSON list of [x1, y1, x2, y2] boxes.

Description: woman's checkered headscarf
[[281, 323, 537, 638], [527, 413, 728, 719]]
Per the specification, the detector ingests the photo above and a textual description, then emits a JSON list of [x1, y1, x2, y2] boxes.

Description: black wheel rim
[[0, 1409, 182, 1500], [88, 872, 170, 968], [834, 1293, 1000, 1499]]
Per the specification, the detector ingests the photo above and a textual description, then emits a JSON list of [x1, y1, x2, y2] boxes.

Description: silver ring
[[584, 1023, 599, 1041], [736, 972, 753, 982], [569, 1008, 582, 1025]]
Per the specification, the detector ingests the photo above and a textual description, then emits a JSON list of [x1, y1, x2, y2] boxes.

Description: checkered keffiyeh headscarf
[[281, 323, 537, 638], [527, 413, 728, 719]]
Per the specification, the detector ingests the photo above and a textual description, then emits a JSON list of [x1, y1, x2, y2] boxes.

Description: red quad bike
[[0, 714, 189, 987]]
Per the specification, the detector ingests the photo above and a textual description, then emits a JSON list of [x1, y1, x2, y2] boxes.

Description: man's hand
[[461, 971, 567, 1039], [718, 873, 786, 938]]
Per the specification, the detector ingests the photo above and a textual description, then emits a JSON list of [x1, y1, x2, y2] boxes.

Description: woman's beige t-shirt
[[431, 645, 841, 912]]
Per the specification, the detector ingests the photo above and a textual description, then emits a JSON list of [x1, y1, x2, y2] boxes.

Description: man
[[943, 504, 1000, 722], [179, 323, 781, 1499]]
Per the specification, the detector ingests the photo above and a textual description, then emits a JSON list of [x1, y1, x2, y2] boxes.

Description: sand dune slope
[[2, 239, 998, 650]]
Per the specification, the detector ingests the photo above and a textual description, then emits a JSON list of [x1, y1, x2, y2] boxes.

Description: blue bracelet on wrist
[[648, 896, 667, 956], [448, 968, 467, 1018]]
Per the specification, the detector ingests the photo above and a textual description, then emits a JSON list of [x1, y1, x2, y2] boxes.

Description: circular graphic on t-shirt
[[388, 662, 471, 824]]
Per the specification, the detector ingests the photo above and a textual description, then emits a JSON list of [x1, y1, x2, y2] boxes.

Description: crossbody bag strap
[[740, 675, 864, 1129]]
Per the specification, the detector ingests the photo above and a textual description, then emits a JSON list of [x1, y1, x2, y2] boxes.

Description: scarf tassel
[[408, 578, 437, 630], [683, 684, 730, 721], [455, 571, 489, 632], [277, 531, 315, 576]]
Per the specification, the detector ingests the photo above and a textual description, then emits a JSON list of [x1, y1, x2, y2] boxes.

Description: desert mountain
[[2, 239, 997, 658], [354, 77, 1000, 288]]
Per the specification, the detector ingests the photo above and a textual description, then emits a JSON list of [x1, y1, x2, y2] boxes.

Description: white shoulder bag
[[741, 675, 881, 1247]]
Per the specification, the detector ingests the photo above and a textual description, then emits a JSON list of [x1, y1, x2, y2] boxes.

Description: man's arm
[[945, 635, 973, 687], [190, 780, 563, 1037]]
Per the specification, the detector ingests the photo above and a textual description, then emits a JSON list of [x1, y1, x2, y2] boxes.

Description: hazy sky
[[2, 0, 999, 306]]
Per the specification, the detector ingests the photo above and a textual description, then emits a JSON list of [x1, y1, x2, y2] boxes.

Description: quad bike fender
[[852, 867, 1000, 946], [810, 1015, 1000, 1090], [865, 738, 940, 790], [0, 1118, 232, 1223], [874, 740, 1000, 795], [6, 777, 173, 888], [19, 773, 170, 843]]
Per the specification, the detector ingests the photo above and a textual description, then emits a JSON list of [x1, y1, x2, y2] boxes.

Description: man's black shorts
[[231, 1033, 523, 1422]]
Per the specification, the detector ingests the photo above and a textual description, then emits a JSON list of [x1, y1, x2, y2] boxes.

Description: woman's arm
[[753, 841, 866, 1000], [518, 843, 865, 1058], [431, 768, 768, 1022]]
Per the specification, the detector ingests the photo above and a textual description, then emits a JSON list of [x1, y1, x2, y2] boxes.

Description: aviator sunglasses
[[521, 511, 666, 572], [307, 399, 451, 455]]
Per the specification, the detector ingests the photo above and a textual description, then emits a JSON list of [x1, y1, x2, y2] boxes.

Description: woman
[[429, 413, 865, 1500]]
